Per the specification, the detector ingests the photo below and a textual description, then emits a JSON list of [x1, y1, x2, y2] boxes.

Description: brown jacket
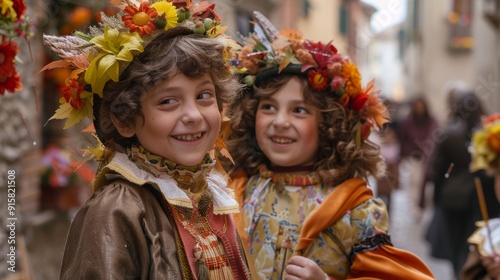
[[60, 152, 251, 279]]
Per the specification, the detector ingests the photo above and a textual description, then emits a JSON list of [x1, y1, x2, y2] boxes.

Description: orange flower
[[122, 1, 158, 35], [61, 78, 85, 109], [361, 80, 389, 129], [341, 61, 362, 97], [0, 70, 22, 95], [0, 41, 18, 77], [307, 69, 328, 92]]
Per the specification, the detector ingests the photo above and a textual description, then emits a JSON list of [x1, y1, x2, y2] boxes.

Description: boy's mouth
[[173, 133, 203, 141]]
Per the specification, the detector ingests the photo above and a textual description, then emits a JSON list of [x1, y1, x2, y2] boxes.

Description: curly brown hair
[[95, 27, 241, 150], [227, 75, 384, 183]]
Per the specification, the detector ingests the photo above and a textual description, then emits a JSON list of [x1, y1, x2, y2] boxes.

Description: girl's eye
[[259, 103, 275, 111], [197, 92, 214, 100]]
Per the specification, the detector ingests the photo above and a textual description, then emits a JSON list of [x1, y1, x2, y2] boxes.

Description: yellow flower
[[342, 61, 362, 97], [84, 26, 144, 96], [471, 120, 500, 172], [1, 0, 16, 21], [151, 1, 178, 30]]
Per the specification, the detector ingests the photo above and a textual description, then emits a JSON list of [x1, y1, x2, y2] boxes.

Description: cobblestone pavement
[[389, 185, 455, 280]]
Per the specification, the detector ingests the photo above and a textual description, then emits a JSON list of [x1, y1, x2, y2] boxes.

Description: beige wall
[[405, 1, 475, 123], [296, 0, 348, 54], [472, 0, 500, 115]]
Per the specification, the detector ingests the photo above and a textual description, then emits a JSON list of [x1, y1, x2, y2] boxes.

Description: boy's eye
[[158, 98, 177, 105], [197, 92, 214, 100]]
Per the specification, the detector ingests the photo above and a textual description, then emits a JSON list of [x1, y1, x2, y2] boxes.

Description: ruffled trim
[[97, 152, 239, 213]]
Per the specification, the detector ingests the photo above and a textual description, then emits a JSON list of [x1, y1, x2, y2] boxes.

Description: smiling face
[[255, 76, 320, 168], [117, 73, 221, 166]]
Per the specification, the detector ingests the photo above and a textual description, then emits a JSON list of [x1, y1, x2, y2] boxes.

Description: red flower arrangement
[[0, 0, 33, 95]]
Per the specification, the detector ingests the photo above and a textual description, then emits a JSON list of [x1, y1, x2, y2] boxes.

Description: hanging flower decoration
[[0, 0, 33, 95], [470, 113, 500, 174], [0, 41, 18, 77], [40, 0, 238, 129], [0, 67, 22, 94], [236, 11, 389, 143]]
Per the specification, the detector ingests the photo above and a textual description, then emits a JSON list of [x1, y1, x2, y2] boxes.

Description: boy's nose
[[181, 104, 203, 124]]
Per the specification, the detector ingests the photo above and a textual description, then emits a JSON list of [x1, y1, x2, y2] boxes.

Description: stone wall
[[0, 0, 45, 278]]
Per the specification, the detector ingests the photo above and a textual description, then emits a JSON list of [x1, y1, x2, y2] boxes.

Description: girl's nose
[[272, 113, 291, 128]]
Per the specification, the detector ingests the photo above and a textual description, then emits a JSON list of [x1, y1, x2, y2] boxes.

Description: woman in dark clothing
[[427, 92, 500, 279]]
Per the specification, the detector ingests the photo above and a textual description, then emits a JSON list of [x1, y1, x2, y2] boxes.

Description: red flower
[[302, 40, 338, 68], [122, 1, 158, 35], [350, 93, 368, 112], [172, 0, 191, 9], [61, 78, 85, 109], [307, 69, 329, 92], [191, 1, 221, 21], [12, 0, 27, 18], [0, 41, 19, 77], [0, 70, 22, 95]]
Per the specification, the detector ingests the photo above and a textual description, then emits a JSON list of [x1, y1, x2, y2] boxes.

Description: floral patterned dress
[[241, 171, 389, 279]]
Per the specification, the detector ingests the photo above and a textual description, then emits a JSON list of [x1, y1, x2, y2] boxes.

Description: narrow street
[[389, 175, 455, 280]]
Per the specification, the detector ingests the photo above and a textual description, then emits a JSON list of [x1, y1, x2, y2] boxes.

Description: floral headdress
[[236, 12, 389, 143], [470, 113, 500, 174], [0, 0, 34, 95], [40, 0, 239, 129]]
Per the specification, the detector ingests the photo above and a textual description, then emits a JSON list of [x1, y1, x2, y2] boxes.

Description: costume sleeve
[[346, 198, 435, 280], [348, 245, 435, 279], [59, 181, 150, 280]]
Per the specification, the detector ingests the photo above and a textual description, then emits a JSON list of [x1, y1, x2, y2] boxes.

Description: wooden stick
[[444, 163, 454, 178], [475, 177, 496, 254]]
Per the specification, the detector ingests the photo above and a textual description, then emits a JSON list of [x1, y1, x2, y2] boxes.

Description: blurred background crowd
[[1, 0, 499, 279]]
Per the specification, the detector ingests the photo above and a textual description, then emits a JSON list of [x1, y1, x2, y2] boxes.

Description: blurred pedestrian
[[397, 96, 438, 219], [372, 99, 401, 213], [426, 92, 499, 279]]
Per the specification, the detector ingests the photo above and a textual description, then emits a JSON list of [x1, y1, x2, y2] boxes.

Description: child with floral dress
[[227, 11, 435, 280], [41, 1, 250, 279]]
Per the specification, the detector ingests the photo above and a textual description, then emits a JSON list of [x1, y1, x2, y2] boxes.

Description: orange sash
[[295, 178, 372, 251], [229, 174, 435, 279]]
